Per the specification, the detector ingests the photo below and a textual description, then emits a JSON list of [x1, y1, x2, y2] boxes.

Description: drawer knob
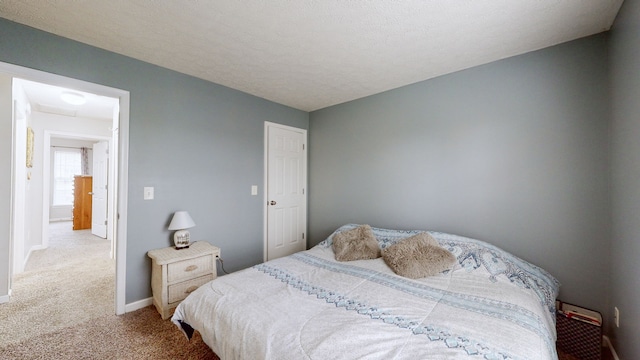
[[185, 265, 198, 272], [185, 286, 198, 294]]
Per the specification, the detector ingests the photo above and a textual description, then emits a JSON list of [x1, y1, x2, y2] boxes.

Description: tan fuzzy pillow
[[382, 232, 456, 279], [332, 225, 381, 261]]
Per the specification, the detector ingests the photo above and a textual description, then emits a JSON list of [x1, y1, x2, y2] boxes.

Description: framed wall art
[[26, 126, 34, 168]]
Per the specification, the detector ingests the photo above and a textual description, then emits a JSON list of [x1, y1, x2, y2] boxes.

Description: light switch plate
[[251, 185, 258, 196], [144, 187, 154, 200]]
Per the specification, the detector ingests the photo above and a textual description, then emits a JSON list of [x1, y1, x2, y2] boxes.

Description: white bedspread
[[173, 224, 560, 360]]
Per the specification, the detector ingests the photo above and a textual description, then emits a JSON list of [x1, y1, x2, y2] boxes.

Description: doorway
[[1, 62, 130, 315], [263, 121, 308, 261]]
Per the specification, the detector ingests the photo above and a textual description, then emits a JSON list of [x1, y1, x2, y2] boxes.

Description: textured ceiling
[[0, 1, 623, 111]]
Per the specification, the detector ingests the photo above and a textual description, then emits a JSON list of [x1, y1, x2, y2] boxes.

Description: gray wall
[[0, 18, 308, 304], [309, 35, 611, 320], [609, 1, 640, 358]]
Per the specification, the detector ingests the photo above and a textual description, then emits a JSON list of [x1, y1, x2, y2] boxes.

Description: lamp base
[[173, 229, 191, 249]]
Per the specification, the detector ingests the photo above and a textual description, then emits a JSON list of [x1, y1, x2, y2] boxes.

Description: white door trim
[[263, 121, 308, 262], [1, 61, 130, 315]]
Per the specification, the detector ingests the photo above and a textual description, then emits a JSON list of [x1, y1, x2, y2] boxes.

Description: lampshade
[[168, 211, 196, 249], [168, 211, 196, 230]]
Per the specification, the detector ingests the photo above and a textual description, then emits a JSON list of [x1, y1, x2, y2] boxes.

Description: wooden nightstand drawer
[[167, 255, 213, 283], [168, 274, 214, 304]]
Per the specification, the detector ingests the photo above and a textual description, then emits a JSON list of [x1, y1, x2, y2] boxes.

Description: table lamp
[[168, 211, 196, 249]]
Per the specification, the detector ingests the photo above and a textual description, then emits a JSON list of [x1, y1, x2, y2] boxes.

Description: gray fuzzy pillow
[[382, 232, 456, 279], [332, 225, 381, 261]]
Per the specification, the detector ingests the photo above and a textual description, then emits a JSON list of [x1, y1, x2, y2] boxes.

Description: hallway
[[0, 221, 114, 348]]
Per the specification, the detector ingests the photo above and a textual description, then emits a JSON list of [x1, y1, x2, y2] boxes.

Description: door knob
[[270, 200, 276, 205]]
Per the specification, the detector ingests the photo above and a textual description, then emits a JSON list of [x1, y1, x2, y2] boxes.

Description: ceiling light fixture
[[60, 91, 86, 105]]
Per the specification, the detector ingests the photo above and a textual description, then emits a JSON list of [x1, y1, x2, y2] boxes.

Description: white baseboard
[[603, 336, 620, 360], [0, 294, 9, 304], [22, 244, 47, 272], [124, 297, 153, 313]]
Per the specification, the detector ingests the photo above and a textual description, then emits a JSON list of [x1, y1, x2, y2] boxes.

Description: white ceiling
[[15, 78, 118, 120], [0, 0, 624, 112]]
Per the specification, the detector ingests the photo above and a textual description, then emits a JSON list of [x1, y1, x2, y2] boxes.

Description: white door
[[91, 141, 108, 238], [265, 123, 307, 261]]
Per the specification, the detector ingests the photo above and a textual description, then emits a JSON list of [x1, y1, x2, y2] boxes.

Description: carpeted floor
[[0, 222, 115, 348], [0, 306, 217, 360], [0, 222, 217, 359]]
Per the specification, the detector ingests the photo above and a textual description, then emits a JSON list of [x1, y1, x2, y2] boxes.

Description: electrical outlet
[[614, 307, 620, 328]]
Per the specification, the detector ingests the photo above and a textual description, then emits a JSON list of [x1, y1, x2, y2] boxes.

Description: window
[[52, 150, 82, 206]]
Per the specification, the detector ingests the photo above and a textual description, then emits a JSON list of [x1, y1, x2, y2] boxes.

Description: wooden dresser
[[147, 241, 220, 319]]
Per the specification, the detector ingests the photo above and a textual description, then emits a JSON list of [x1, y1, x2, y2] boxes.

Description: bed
[[172, 224, 560, 359]]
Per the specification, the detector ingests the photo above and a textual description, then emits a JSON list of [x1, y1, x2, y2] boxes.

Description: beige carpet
[[0, 306, 217, 360], [0, 222, 115, 348], [0, 221, 217, 359], [23, 221, 114, 272]]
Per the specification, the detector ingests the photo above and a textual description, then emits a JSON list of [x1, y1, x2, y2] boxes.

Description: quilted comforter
[[173, 224, 560, 359]]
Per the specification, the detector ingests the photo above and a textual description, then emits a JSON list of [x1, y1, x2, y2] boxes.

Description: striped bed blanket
[[173, 224, 560, 360]]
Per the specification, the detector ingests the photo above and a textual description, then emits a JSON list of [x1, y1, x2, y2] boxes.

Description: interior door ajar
[[266, 123, 307, 261], [91, 141, 109, 238]]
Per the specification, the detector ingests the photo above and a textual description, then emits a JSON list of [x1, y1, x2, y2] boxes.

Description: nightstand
[[147, 241, 220, 319]]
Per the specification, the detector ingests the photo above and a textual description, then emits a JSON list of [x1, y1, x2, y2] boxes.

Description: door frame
[[1, 61, 130, 315], [262, 121, 308, 262]]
